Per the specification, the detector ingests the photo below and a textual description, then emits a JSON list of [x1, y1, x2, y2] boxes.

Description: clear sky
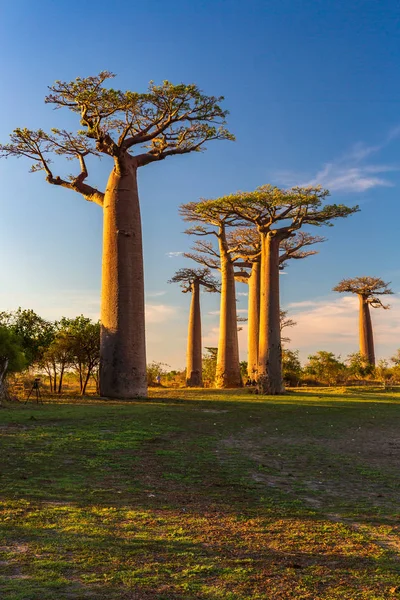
[[1, 0, 400, 368]]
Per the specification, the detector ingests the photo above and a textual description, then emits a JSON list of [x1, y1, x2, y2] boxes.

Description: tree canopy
[[168, 268, 220, 293], [333, 277, 393, 308], [0, 72, 234, 203]]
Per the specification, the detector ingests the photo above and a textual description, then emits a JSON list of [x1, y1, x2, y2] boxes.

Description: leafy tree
[[0, 308, 54, 366], [304, 351, 347, 386], [346, 352, 374, 379], [62, 317, 100, 396], [197, 185, 358, 394], [147, 361, 169, 386], [0, 327, 27, 400], [334, 277, 393, 367], [0, 72, 234, 399], [40, 330, 73, 394], [375, 359, 391, 385], [202, 347, 218, 385], [169, 268, 219, 387], [282, 349, 302, 386]]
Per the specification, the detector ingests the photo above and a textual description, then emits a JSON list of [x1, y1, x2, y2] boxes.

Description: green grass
[[1, 387, 400, 599]]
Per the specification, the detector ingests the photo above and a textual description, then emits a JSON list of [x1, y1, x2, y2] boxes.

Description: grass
[[0, 387, 400, 599]]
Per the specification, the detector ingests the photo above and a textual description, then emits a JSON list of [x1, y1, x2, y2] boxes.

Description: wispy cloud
[[145, 304, 178, 323], [166, 251, 184, 258], [274, 126, 400, 193], [285, 294, 400, 360], [146, 290, 167, 298]]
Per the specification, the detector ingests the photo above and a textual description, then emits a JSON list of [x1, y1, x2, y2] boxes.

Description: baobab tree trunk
[[258, 232, 284, 394], [247, 261, 260, 380], [186, 280, 203, 387], [100, 158, 147, 398], [215, 231, 242, 388], [359, 294, 375, 366]]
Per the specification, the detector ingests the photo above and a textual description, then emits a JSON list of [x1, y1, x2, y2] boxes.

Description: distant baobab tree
[[334, 276, 393, 366], [0, 72, 234, 398], [230, 227, 325, 379], [180, 202, 244, 388], [169, 268, 219, 387], [208, 185, 358, 394]]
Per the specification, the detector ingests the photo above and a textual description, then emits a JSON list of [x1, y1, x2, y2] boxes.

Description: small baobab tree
[[169, 268, 219, 387], [208, 185, 358, 394], [333, 277, 393, 366], [180, 202, 243, 388], [0, 72, 234, 399]]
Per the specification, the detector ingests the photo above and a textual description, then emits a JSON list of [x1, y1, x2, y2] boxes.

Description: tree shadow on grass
[[1, 514, 398, 600]]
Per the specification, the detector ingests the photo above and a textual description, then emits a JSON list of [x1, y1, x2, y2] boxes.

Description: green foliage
[[282, 349, 302, 385], [0, 73, 234, 185], [0, 327, 26, 375], [0, 308, 54, 366], [202, 347, 218, 385], [304, 351, 347, 386], [346, 352, 374, 379], [147, 361, 169, 386]]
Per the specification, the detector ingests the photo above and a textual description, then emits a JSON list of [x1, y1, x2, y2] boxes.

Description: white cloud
[[237, 292, 248, 296], [0, 290, 100, 321], [166, 251, 184, 258], [146, 291, 167, 298], [285, 294, 400, 361], [274, 126, 400, 193], [145, 303, 178, 323]]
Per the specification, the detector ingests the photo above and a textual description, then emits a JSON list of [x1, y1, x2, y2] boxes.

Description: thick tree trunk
[[258, 232, 284, 394], [359, 294, 375, 366], [215, 230, 242, 388], [100, 159, 147, 398], [186, 281, 203, 387], [247, 260, 260, 380]]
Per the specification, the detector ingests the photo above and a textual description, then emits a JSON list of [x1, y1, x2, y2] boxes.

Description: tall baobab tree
[[230, 227, 325, 379], [333, 277, 393, 366], [180, 202, 244, 388], [207, 185, 358, 394], [168, 268, 219, 387], [0, 72, 234, 399]]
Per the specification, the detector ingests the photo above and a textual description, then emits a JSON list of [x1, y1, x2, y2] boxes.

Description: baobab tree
[[333, 276, 392, 366], [180, 202, 244, 388], [0, 72, 234, 399], [207, 185, 358, 394], [168, 268, 219, 386], [229, 227, 325, 379]]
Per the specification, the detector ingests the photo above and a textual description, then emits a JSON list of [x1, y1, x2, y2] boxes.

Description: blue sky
[[1, 0, 400, 368]]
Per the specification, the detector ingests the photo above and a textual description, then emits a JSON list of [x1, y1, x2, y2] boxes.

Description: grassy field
[[0, 388, 399, 599]]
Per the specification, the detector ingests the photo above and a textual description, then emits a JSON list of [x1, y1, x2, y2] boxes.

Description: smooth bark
[[247, 260, 260, 379], [186, 280, 203, 386], [258, 232, 284, 394], [100, 158, 147, 398], [215, 229, 242, 388], [359, 294, 375, 366]]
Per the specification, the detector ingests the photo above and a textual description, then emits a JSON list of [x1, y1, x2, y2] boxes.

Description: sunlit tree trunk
[[359, 294, 375, 366], [215, 229, 242, 388], [258, 231, 284, 394], [186, 280, 203, 386], [247, 260, 260, 380], [100, 158, 147, 398]]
